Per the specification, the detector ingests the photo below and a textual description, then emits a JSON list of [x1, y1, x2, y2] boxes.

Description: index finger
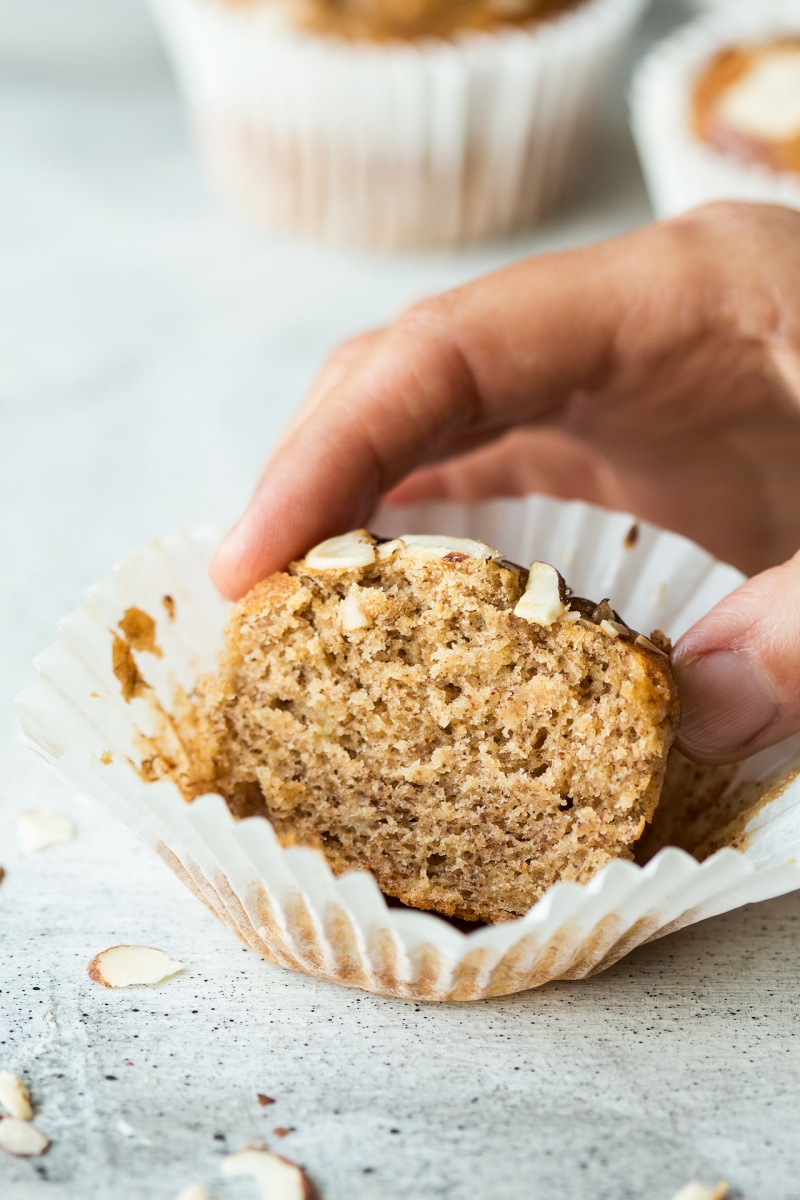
[[210, 222, 691, 599]]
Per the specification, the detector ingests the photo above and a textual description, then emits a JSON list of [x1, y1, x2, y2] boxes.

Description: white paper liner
[[147, 0, 647, 248], [16, 496, 800, 1001], [630, 3, 800, 218]]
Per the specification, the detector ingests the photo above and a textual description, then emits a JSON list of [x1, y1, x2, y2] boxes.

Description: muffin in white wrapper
[[631, 3, 800, 218], [147, 0, 648, 248], [16, 496, 800, 1002]]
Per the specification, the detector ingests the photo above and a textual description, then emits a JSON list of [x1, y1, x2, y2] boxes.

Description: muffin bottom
[[196, 108, 589, 248]]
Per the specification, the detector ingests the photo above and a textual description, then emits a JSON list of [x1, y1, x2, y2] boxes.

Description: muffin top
[[230, 0, 580, 41], [692, 36, 800, 178]]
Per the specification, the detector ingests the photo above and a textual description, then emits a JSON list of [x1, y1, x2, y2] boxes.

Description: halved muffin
[[189, 531, 679, 923]]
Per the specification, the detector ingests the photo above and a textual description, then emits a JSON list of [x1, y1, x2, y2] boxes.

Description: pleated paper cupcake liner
[[17, 496, 800, 1001], [148, 0, 647, 248], [630, 3, 800, 218]]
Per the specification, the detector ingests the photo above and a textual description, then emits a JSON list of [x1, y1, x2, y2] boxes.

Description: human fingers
[[673, 549, 800, 763], [212, 204, 800, 599], [385, 429, 615, 506], [210, 237, 631, 598]]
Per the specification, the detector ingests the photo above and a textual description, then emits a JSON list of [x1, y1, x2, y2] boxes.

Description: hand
[[211, 202, 800, 764]]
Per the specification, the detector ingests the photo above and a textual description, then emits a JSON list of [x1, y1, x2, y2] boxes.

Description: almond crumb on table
[[0, 1119, 50, 1158], [87, 946, 185, 988], [0, 1072, 34, 1121]]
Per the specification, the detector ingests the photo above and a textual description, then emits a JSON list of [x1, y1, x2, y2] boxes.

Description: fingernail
[[675, 649, 780, 761]]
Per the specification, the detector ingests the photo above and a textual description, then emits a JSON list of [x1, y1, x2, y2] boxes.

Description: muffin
[[692, 36, 800, 177], [148, 0, 648, 248], [17, 507, 800, 999], [188, 530, 679, 924], [631, 8, 800, 217]]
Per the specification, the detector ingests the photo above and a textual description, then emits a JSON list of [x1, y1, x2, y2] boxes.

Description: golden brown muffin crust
[[223, 0, 580, 41]]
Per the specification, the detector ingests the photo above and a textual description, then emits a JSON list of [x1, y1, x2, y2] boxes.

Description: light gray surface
[[1, 1, 799, 1197]]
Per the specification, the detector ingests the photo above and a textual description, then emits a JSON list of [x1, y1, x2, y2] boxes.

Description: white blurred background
[[0, 0, 686, 668]]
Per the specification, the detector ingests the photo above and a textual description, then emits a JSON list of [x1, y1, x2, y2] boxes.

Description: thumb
[[673, 550, 800, 764]]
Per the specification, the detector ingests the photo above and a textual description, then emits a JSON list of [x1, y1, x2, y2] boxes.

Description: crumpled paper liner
[[630, 3, 800, 218], [148, 0, 647, 248], [17, 496, 800, 1000]]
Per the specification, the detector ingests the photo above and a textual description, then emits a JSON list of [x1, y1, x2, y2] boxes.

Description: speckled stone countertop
[[1, 1, 799, 1197]]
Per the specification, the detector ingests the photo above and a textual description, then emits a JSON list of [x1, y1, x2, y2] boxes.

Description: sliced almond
[[88, 945, 184, 988], [599, 619, 630, 639], [340, 590, 370, 632], [222, 1146, 315, 1200], [176, 1187, 213, 1200], [375, 538, 406, 559], [396, 534, 499, 561], [18, 810, 75, 855], [671, 1184, 728, 1200], [305, 531, 375, 570], [0, 1072, 33, 1121], [514, 562, 569, 626], [0, 1118, 49, 1157], [635, 633, 669, 658]]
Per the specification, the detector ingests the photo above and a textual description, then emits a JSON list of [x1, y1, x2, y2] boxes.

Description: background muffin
[[148, 0, 648, 247], [631, 5, 800, 217], [692, 36, 800, 177]]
